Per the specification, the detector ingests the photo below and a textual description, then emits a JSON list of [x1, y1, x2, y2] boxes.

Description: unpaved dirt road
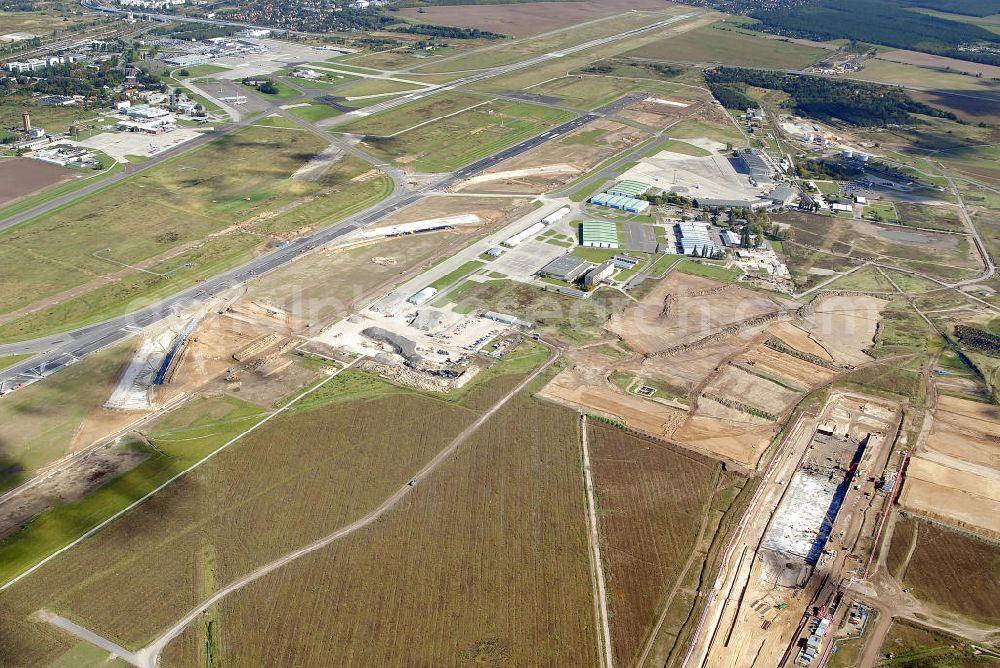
[[46, 344, 560, 667]]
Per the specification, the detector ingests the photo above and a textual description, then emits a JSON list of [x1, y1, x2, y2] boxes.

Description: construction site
[[686, 391, 901, 668]]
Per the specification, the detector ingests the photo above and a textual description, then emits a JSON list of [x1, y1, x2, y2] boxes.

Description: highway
[[0, 10, 701, 394]]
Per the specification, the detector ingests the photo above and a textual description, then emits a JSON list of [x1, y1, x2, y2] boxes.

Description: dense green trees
[[706, 67, 957, 126]]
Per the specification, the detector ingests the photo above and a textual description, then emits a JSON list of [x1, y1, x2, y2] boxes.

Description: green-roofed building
[[607, 180, 651, 198], [580, 220, 620, 249]]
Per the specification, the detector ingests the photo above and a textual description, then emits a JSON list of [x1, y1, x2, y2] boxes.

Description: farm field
[[397, 0, 671, 37], [624, 24, 829, 69], [884, 517, 1000, 626], [778, 211, 983, 284], [0, 346, 556, 665], [0, 159, 76, 207], [587, 423, 746, 667], [354, 98, 574, 172], [165, 372, 595, 666], [412, 7, 686, 74]]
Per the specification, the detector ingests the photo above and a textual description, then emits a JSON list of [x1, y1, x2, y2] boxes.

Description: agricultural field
[[0, 344, 573, 666], [587, 423, 747, 667], [624, 23, 829, 69], [0, 130, 392, 342], [347, 96, 574, 172], [0, 158, 76, 208], [167, 372, 595, 666], [885, 516, 1000, 627], [397, 0, 670, 37]]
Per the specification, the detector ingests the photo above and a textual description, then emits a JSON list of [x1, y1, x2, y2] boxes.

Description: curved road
[[0, 10, 701, 393]]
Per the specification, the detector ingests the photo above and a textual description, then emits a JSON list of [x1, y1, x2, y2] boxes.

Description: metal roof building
[[607, 180, 651, 198], [590, 193, 649, 213], [580, 221, 620, 249], [678, 221, 716, 256], [539, 255, 593, 282]]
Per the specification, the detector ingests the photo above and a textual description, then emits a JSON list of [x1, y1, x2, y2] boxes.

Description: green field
[[0, 345, 131, 491], [624, 24, 828, 69], [348, 95, 574, 172], [240, 80, 300, 100], [288, 103, 341, 122], [676, 259, 743, 282], [0, 127, 392, 342], [0, 394, 268, 585], [878, 621, 992, 667], [175, 63, 230, 77], [0, 353, 31, 371], [667, 119, 745, 149], [427, 260, 484, 290], [658, 139, 712, 157], [337, 77, 427, 98]]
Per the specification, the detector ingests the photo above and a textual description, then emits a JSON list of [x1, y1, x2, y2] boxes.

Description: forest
[[705, 67, 958, 126]]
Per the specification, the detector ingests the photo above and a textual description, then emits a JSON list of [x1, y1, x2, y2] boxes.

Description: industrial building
[[721, 229, 741, 247], [539, 255, 593, 282], [735, 148, 774, 182], [606, 179, 651, 198], [486, 247, 504, 258], [677, 221, 716, 256], [580, 221, 620, 249], [502, 221, 545, 248], [589, 192, 650, 213], [407, 287, 437, 306], [541, 206, 571, 225], [611, 255, 639, 269], [583, 261, 615, 287], [831, 203, 853, 214]]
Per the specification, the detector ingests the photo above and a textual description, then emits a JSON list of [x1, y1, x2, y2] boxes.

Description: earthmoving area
[[899, 394, 1000, 538], [542, 272, 885, 468], [690, 392, 900, 668]]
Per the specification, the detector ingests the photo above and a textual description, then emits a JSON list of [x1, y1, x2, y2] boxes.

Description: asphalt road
[[0, 10, 701, 392]]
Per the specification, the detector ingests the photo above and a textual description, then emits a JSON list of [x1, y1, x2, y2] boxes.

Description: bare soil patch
[[877, 49, 1000, 80], [800, 294, 885, 366], [606, 273, 782, 355], [899, 457, 1000, 537], [0, 158, 75, 207], [398, 0, 671, 37]]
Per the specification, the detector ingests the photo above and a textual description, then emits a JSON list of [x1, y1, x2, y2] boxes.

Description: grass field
[[0, 353, 31, 371], [0, 394, 268, 585], [0, 344, 131, 492], [895, 202, 966, 232], [337, 77, 427, 98], [350, 96, 574, 172], [176, 64, 230, 78], [878, 621, 991, 667], [886, 516, 1000, 626], [587, 423, 742, 666], [0, 128, 391, 341], [676, 259, 743, 282], [427, 259, 484, 290], [667, 119, 746, 149], [658, 139, 712, 157], [624, 24, 828, 69], [0, 98, 102, 135], [288, 103, 341, 122], [240, 80, 299, 100]]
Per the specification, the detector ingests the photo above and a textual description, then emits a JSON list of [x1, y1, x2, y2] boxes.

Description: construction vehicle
[[777, 603, 788, 610]]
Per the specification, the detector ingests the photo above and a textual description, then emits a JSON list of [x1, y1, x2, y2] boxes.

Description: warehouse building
[[678, 221, 716, 256], [502, 221, 546, 248], [580, 221, 620, 249], [539, 255, 593, 282], [735, 148, 774, 182], [589, 193, 650, 213], [607, 179, 651, 198], [541, 206, 571, 225]]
